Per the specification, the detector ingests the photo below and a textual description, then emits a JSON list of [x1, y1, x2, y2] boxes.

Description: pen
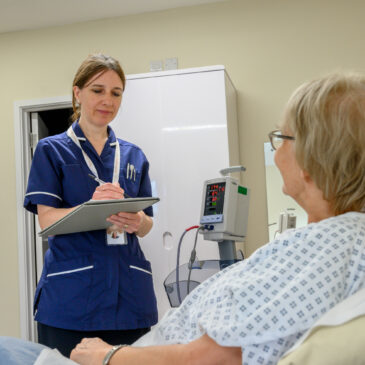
[[88, 173, 106, 185], [88, 174, 131, 198]]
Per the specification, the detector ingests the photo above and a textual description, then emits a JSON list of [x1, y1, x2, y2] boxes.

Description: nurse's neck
[[78, 119, 108, 156]]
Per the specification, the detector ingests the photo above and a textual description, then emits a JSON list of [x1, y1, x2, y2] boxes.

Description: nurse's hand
[[70, 337, 112, 365], [107, 211, 153, 238], [92, 182, 125, 200]]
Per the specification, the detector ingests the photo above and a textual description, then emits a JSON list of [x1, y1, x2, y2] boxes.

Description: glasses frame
[[268, 130, 295, 150]]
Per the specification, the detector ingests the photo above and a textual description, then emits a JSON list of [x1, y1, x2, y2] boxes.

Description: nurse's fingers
[[107, 212, 143, 234], [92, 190, 124, 200], [107, 216, 138, 232], [92, 184, 125, 200], [116, 211, 138, 219], [95, 182, 124, 193]]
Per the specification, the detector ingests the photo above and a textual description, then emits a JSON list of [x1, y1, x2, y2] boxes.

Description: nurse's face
[[74, 69, 123, 128], [274, 129, 305, 203]]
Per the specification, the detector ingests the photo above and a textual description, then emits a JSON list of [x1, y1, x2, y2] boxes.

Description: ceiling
[[0, 0, 227, 34]]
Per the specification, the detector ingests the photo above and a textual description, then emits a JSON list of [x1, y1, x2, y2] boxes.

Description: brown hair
[[72, 53, 126, 122], [282, 72, 365, 214]]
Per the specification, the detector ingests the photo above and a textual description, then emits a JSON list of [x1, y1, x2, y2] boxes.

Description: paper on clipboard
[[38, 197, 159, 237]]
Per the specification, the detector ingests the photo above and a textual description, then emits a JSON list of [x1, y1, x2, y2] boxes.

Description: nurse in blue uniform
[[23, 54, 158, 357]]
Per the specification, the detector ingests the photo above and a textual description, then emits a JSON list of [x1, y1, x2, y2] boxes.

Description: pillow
[[277, 314, 365, 365]]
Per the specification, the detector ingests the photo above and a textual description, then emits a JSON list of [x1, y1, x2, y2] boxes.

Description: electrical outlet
[[165, 57, 178, 70], [150, 60, 163, 72]]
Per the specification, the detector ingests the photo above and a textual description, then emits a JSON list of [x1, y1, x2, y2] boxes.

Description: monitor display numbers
[[203, 182, 226, 216]]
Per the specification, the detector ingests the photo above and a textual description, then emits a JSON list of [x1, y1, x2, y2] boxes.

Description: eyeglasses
[[268, 130, 295, 150]]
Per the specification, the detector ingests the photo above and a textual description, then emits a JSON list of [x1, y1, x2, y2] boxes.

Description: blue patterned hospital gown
[[136, 212, 365, 364]]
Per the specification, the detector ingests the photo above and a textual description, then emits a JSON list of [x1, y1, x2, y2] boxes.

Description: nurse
[[23, 53, 157, 357]]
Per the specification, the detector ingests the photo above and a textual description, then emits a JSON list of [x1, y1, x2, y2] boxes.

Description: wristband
[[102, 344, 128, 365]]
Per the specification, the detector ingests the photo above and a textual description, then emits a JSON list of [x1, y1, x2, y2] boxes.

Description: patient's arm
[[185, 334, 242, 365], [70, 334, 241, 365]]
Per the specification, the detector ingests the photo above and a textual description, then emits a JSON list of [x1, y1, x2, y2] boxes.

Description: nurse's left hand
[[106, 211, 144, 235], [70, 337, 112, 365]]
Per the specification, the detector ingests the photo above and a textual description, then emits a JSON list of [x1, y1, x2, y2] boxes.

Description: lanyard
[[67, 125, 120, 184]]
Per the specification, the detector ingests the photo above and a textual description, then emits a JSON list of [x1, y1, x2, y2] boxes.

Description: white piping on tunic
[[25, 191, 62, 201], [47, 265, 94, 277], [130, 265, 152, 275]]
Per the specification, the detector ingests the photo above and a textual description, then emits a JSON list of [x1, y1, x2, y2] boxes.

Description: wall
[[1, 0, 365, 337]]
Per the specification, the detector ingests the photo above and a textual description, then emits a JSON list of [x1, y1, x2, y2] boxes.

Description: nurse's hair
[[71, 53, 126, 122], [282, 72, 365, 215]]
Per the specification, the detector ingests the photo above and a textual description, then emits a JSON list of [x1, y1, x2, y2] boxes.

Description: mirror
[[264, 142, 308, 241]]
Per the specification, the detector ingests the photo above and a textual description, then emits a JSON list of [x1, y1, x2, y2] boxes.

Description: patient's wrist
[[103, 344, 128, 365]]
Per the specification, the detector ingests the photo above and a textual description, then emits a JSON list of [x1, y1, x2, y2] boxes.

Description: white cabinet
[[110, 66, 240, 318]]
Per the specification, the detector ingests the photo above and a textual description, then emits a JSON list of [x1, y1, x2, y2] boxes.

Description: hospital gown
[[135, 212, 365, 364], [2, 212, 365, 365]]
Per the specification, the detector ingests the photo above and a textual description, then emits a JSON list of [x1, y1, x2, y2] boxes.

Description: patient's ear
[[300, 169, 312, 183], [301, 170, 320, 193]]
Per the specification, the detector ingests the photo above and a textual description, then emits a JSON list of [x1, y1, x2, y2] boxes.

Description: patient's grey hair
[[282, 72, 365, 215]]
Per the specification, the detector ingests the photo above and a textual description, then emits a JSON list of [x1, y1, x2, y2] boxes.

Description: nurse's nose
[[102, 93, 113, 106]]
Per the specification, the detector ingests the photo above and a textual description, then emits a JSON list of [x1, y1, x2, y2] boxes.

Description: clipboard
[[38, 197, 160, 237]]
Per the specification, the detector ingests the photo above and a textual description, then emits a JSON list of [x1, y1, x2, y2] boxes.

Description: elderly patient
[[2, 72, 365, 365]]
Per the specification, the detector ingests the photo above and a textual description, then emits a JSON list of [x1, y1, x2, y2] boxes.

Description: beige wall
[[265, 164, 308, 241], [1, 0, 365, 337]]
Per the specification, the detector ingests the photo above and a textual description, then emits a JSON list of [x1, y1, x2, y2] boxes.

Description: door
[[30, 113, 50, 282]]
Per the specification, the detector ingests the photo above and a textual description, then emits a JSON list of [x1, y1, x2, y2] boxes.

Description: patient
[[1, 72, 365, 365]]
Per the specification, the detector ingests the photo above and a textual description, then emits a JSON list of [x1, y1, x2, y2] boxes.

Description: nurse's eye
[[92, 89, 103, 94], [113, 92, 122, 97]]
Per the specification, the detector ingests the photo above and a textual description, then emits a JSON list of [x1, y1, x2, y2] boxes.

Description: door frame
[[14, 95, 72, 340]]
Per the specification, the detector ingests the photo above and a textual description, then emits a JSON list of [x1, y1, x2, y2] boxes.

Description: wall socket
[[164, 57, 178, 70], [150, 60, 163, 72], [150, 58, 178, 72]]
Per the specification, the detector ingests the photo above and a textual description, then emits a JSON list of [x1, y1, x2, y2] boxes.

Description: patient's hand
[[70, 334, 241, 365], [70, 337, 112, 365]]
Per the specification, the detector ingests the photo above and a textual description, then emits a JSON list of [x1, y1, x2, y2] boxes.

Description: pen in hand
[[88, 173, 131, 198]]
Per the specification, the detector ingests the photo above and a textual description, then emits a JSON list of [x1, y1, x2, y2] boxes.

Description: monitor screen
[[203, 182, 226, 216]]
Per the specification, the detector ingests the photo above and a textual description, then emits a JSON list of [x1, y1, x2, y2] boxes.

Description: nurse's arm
[[37, 204, 79, 230], [70, 334, 241, 365]]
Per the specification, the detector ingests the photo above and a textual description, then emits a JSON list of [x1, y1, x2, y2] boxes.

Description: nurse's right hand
[[92, 182, 125, 200]]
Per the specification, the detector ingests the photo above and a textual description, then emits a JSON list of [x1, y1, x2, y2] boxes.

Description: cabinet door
[[111, 69, 233, 317], [159, 71, 230, 271], [111, 77, 172, 316]]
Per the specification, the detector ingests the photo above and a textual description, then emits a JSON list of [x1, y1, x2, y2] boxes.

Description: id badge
[[107, 230, 127, 245]]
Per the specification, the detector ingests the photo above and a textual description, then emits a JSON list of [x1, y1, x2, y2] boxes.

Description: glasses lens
[[269, 131, 282, 150], [272, 135, 283, 150]]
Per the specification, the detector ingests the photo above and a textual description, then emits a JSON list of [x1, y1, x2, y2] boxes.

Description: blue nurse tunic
[[24, 121, 158, 331]]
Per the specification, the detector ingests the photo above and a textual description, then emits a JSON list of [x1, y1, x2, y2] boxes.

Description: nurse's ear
[[73, 85, 81, 104]]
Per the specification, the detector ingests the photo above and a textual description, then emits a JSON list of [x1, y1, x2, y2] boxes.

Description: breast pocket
[[120, 167, 141, 197], [61, 164, 91, 205]]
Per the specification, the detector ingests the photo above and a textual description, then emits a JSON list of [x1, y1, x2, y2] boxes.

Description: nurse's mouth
[[98, 110, 113, 115]]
